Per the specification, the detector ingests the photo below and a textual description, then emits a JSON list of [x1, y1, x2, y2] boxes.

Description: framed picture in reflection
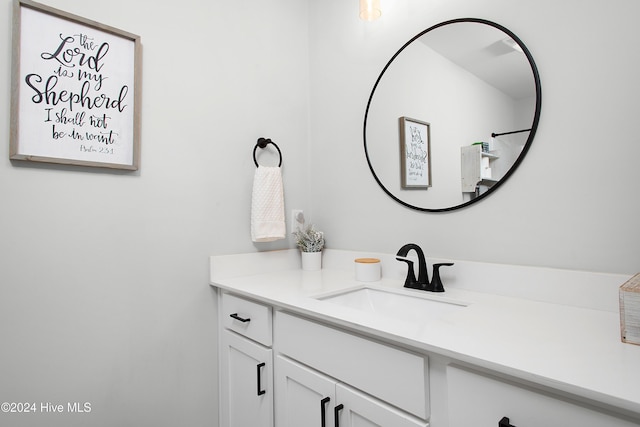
[[399, 116, 431, 189]]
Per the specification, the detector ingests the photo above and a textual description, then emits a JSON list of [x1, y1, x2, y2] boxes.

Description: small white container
[[354, 258, 381, 282], [301, 251, 322, 271]]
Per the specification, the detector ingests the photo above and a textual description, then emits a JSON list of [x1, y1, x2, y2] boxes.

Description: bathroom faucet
[[395, 243, 454, 292]]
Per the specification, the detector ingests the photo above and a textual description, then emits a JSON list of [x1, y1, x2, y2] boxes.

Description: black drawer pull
[[256, 362, 266, 396], [320, 397, 330, 427], [230, 313, 251, 323], [499, 416, 516, 427], [334, 404, 344, 427]]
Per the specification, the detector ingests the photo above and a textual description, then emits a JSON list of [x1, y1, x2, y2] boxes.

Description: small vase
[[301, 251, 322, 271]]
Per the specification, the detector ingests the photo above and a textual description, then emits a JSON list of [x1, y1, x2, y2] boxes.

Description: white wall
[[0, 0, 309, 426], [308, 0, 640, 274], [2, 0, 640, 426]]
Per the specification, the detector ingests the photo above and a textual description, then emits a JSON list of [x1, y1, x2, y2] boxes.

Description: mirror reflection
[[364, 19, 541, 212]]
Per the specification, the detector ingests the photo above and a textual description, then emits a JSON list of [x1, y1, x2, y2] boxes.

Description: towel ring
[[253, 137, 282, 168]]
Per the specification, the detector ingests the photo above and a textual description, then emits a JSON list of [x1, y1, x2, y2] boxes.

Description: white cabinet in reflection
[[461, 144, 499, 193]]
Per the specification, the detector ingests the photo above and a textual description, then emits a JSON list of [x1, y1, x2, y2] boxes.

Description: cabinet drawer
[[275, 311, 429, 419], [447, 365, 638, 427], [221, 292, 272, 346]]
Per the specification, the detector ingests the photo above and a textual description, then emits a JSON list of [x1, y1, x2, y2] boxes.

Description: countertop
[[210, 249, 640, 418]]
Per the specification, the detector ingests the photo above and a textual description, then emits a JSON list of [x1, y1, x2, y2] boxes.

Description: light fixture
[[359, 0, 381, 21]]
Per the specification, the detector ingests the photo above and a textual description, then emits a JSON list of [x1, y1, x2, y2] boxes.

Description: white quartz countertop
[[210, 250, 640, 417]]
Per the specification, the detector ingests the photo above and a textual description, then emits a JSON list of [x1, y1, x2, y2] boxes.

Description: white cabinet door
[[220, 330, 273, 427], [448, 366, 638, 427], [336, 384, 428, 427], [275, 355, 337, 427], [275, 356, 428, 427]]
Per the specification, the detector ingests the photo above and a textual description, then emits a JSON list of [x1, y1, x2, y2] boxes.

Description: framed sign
[[399, 116, 431, 188], [10, 0, 142, 170]]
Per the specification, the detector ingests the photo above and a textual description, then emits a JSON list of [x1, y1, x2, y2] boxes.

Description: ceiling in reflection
[[421, 24, 535, 100]]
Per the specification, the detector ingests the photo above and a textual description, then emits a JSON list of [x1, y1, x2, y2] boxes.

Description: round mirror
[[364, 18, 541, 212]]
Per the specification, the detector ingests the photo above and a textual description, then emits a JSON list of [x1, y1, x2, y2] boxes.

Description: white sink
[[317, 287, 467, 324]]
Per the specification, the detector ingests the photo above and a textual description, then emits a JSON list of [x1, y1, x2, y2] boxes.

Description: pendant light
[[359, 0, 381, 21]]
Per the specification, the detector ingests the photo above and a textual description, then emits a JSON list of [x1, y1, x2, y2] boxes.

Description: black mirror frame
[[363, 18, 542, 212]]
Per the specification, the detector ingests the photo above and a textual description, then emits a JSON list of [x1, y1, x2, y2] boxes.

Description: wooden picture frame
[[399, 116, 431, 189], [10, 0, 142, 170]]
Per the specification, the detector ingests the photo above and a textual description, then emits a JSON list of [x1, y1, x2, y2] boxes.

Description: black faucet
[[395, 243, 454, 292]]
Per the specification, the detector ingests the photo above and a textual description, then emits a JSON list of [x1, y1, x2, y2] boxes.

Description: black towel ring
[[253, 137, 282, 168]]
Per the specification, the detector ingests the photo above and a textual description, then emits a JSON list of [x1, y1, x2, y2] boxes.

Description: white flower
[[292, 224, 325, 252]]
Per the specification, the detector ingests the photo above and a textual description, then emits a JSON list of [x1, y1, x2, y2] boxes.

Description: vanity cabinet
[[215, 288, 640, 427], [276, 355, 428, 427], [219, 293, 273, 427], [447, 366, 638, 427]]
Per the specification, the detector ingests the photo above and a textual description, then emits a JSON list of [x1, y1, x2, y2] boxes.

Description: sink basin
[[317, 287, 467, 324]]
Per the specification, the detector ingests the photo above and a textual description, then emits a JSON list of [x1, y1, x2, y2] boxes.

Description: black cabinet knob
[[320, 397, 330, 427], [499, 416, 516, 427], [334, 404, 344, 427], [230, 313, 251, 323], [256, 362, 266, 396]]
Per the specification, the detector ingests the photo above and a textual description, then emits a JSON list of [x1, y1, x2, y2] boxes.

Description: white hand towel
[[251, 166, 285, 242]]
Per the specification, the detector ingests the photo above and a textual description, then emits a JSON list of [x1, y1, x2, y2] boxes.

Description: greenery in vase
[[292, 224, 325, 253]]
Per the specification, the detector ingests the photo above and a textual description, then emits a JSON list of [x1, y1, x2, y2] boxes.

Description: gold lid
[[354, 258, 380, 264]]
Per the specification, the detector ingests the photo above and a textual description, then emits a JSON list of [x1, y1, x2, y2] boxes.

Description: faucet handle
[[396, 256, 419, 289], [427, 263, 454, 292]]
